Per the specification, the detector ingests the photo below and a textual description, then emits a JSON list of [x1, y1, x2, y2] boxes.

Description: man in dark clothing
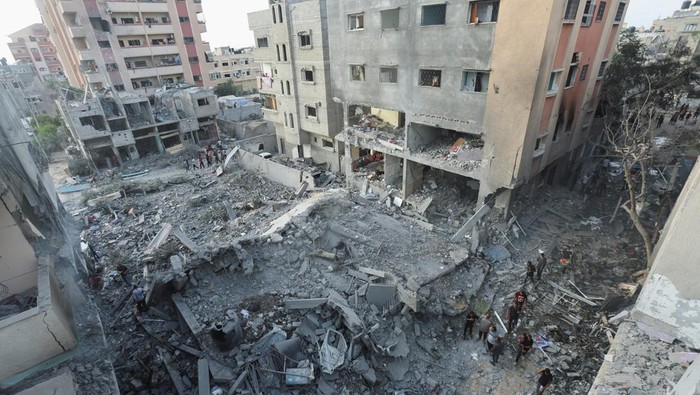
[[515, 333, 534, 364], [524, 261, 536, 285], [463, 311, 478, 339], [184, 158, 189, 171], [560, 246, 573, 274], [133, 287, 148, 315], [536, 250, 547, 281], [116, 263, 132, 286], [514, 289, 528, 312], [507, 303, 520, 332], [490, 336, 504, 365], [536, 368, 553, 394], [198, 154, 205, 169]]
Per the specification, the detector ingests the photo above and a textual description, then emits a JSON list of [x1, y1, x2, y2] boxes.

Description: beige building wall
[[0, 203, 38, 296], [7, 24, 64, 81], [211, 47, 260, 93]]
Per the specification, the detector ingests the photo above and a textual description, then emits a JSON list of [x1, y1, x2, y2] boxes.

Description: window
[[421, 4, 447, 26], [299, 32, 311, 47], [134, 60, 148, 68], [224, 73, 231, 78], [197, 98, 210, 106], [183, 36, 195, 44], [461, 71, 490, 92], [685, 24, 697, 31], [565, 52, 580, 88], [322, 139, 334, 148], [222, 62, 229, 67], [289, 113, 294, 127], [276, 45, 281, 61], [209, 72, 220, 80], [348, 13, 364, 30], [596, 1, 606, 21], [121, 17, 135, 24], [598, 60, 608, 78], [306, 105, 317, 118], [581, 0, 594, 26], [141, 79, 153, 87], [469, 1, 499, 23], [380, 67, 398, 83], [272, 6, 277, 24], [286, 81, 291, 94], [302, 68, 314, 82], [257, 37, 269, 48], [553, 114, 564, 142], [351, 65, 365, 81], [277, 5, 283, 23], [282, 44, 287, 61], [114, 84, 125, 92], [127, 39, 141, 46], [419, 69, 441, 87], [534, 136, 546, 156], [193, 75, 203, 81], [381, 8, 400, 29], [564, 0, 579, 20], [579, 64, 589, 81], [179, 16, 190, 22], [547, 71, 561, 93], [98, 40, 111, 48], [614, 2, 625, 22], [284, 112, 288, 127], [189, 56, 199, 63], [280, 80, 285, 94]]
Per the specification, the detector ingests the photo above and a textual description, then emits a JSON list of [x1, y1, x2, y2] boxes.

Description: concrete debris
[[366, 284, 397, 306], [326, 289, 364, 334], [636, 321, 676, 343], [197, 359, 210, 395], [319, 329, 347, 374], [172, 293, 202, 335], [171, 226, 199, 253], [608, 310, 629, 324], [385, 357, 410, 381], [483, 245, 511, 262], [145, 223, 173, 253], [283, 298, 328, 309]]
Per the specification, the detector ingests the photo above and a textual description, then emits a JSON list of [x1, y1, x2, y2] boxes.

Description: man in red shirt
[[514, 288, 528, 312]]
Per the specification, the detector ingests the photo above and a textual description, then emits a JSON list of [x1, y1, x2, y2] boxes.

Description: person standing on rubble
[[486, 325, 498, 354], [198, 153, 205, 169], [463, 311, 478, 339], [184, 157, 189, 171], [490, 336, 504, 365], [524, 261, 536, 286], [506, 302, 520, 332], [536, 250, 547, 282], [191, 157, 197, 171], [515, 332, 534, 365], [535, 368, 554, 394], [116, 263, 132, 286], [132, 287, 148, 316], [514, 288, 528, 312], [477, 313, 492, 344], [560, 246, 573, 274]]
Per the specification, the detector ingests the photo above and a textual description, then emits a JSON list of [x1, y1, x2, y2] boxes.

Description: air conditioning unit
[[105, 7, 112, 15]]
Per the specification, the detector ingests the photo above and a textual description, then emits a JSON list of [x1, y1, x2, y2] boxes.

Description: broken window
[[263, 94, 277, 110], [564, 0, 579, 20], [461, 71, 489, 92], [97, 40, 111, 48], [598, 60, 608, 78], [419, 69, 441, 87], [596, 1, 606, 21], [348, 13, 364, 30], [209, 72, 220, 80], [553, 113, 564, 142], [322, 139, 333, 148], [379, 67, 398, 83], [579, 64, 589, 81], [381, 8, 400, 29], [685, 23, 697, 31], [581, 0, 594, 26], [106, 63, 118, 71], [469, 1, 499, 23], [127, 39, 141, 46], [79, 115, 106, 130], [141, 79, 153, 87], [299, 32, 311, 47], [183, 36, 195, 44], [257, 37, 269, 48], [197, 98, 210, 106], [114, 84, 125, 91], [614, 2, 625, 22], [565, 53, 579, 88], [534, 136, 546, 156], [302, 68, 314, 82], [350, 65, 365, 81], [134, 60, 148, 68], [547, 71, 561, 93], [306, 105, 317, 118], [189, 56, 199, 63], [421, 4, 446, 26]]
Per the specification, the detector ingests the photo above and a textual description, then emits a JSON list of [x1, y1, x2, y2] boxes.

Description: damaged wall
[[0, 202, 38, 295], [235, 149, 315, 190], [633, 158, 700, 349]]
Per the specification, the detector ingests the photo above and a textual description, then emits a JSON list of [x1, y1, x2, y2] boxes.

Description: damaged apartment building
[[59, 84, 219, 167], [250, 0, 627, 208]]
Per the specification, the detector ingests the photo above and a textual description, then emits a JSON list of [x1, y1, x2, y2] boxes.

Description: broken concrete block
[[327, 289, 364, 334], [319, 329, 347, 374], [170, 255, 184, 273], [208, 359, 235, 384], [385, 357, 409, 381], [608, 310, 629, 324], [171, 293, 202, 335], [366, 284, 397, 306], [284, 298, 328, 309], [483, 245, 511, 262], [351, 356, 376, 384], [172, 227, 199, 253], [197, 359, 209, 395], [269, 233, 284, 243]]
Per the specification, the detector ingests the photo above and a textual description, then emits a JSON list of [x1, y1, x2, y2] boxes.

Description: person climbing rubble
[[490, 336, 504, 366], [560, 245, 574, 274], [515, 332, 534, 365], [463, 311, 478, 339], [477, 312, 492, 345], [524, 261, 536, 286], [132, 286, 148, 316], [116, 263, 132, 286], [535, 368, 554, 394], [506, 302, 520, 333], [486, 325, 498, 354], [536, 249, 547, 281], [513, 288, 528, 312]]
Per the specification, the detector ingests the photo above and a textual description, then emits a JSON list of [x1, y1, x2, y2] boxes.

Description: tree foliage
[[214, 80, 242, 97], [32, 115, 70, 153]]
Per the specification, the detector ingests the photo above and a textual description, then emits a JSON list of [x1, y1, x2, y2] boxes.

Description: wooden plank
[[198, 359, 210, 395], [171, 293, 203, 335], [228, 369, 249, 395], [172, 226, 199, 253], [547, 280, 597, 306], [145, 223, 173, 253], [451, 204, 491, 243], [357, 266, 386, 278], [158, 348, 186, 395], [176, 343, 202, 358]]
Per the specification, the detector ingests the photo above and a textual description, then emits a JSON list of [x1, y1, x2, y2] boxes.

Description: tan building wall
[[210, 47, 260, 93], [7, 23, 64, 81], [0, 204, 38, 296]]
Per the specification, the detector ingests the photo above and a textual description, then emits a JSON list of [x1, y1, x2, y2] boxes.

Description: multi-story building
[[7, 23, 65, 81], [35, 0, 216, 94], [642, 1, 700, 59], [0, 63, 59, 116], [59, 84, 218, 167], [248, 0, 343, 169], [210, 46, 261, 93], [322, 0, 627, 208]]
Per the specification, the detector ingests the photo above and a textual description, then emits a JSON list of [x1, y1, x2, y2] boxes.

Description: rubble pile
[[349, 114, 405, 145]]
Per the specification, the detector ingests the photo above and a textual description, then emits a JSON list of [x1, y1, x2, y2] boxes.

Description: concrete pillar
[[156, 136, 165, 153], [110, 146, 123, 166], [384, 154, 402, 188], [403, 159, 424, 196]]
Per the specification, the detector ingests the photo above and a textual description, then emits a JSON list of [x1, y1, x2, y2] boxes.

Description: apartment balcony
[[112, 23, 173, 36], [126, 64, 183, 79], [77, 49, 95, 61], [58, 0, 77, 14], [106, 1, 168, 13], [7, 43, 24, 50], [120, 44, 177, 57], [68, 25, 86, 38]]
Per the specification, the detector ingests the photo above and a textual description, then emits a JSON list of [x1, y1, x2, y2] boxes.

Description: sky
[[0, 0, 681, 64]]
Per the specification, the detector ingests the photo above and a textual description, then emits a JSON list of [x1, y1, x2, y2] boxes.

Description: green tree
[[599, 30, 700, 268], [31, 115, 69, 153], [214, 79, 243, 97]]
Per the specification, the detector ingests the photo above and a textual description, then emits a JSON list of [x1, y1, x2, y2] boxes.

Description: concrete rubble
[[53, 147, 691, 394]]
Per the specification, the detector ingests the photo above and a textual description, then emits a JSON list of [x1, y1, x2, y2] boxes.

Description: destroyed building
[[250, 0, 628, 210], [58, 84, 219, 167]]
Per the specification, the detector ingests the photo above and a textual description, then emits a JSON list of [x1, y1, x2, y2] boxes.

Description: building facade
[[324, 0, 627, 207], [59, 84, 218, 167], [248, 0, 344, 170], [210, 46, 261, 93], [0, 64, 59, 116], [642, 1, 700, 59], [7, 23, 65, 81], [35, 0, 216, 94]]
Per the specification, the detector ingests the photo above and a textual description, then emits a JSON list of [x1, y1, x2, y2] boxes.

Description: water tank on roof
[[682, 1, 692, 9]]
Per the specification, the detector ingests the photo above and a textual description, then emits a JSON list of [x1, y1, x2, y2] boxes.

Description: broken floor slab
[[366, 284, 396, 307]]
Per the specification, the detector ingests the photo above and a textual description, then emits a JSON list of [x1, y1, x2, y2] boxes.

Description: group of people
[[460, 250, 558, 393], [185, 145, 225, 171], [665, 103, 700, 126]]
